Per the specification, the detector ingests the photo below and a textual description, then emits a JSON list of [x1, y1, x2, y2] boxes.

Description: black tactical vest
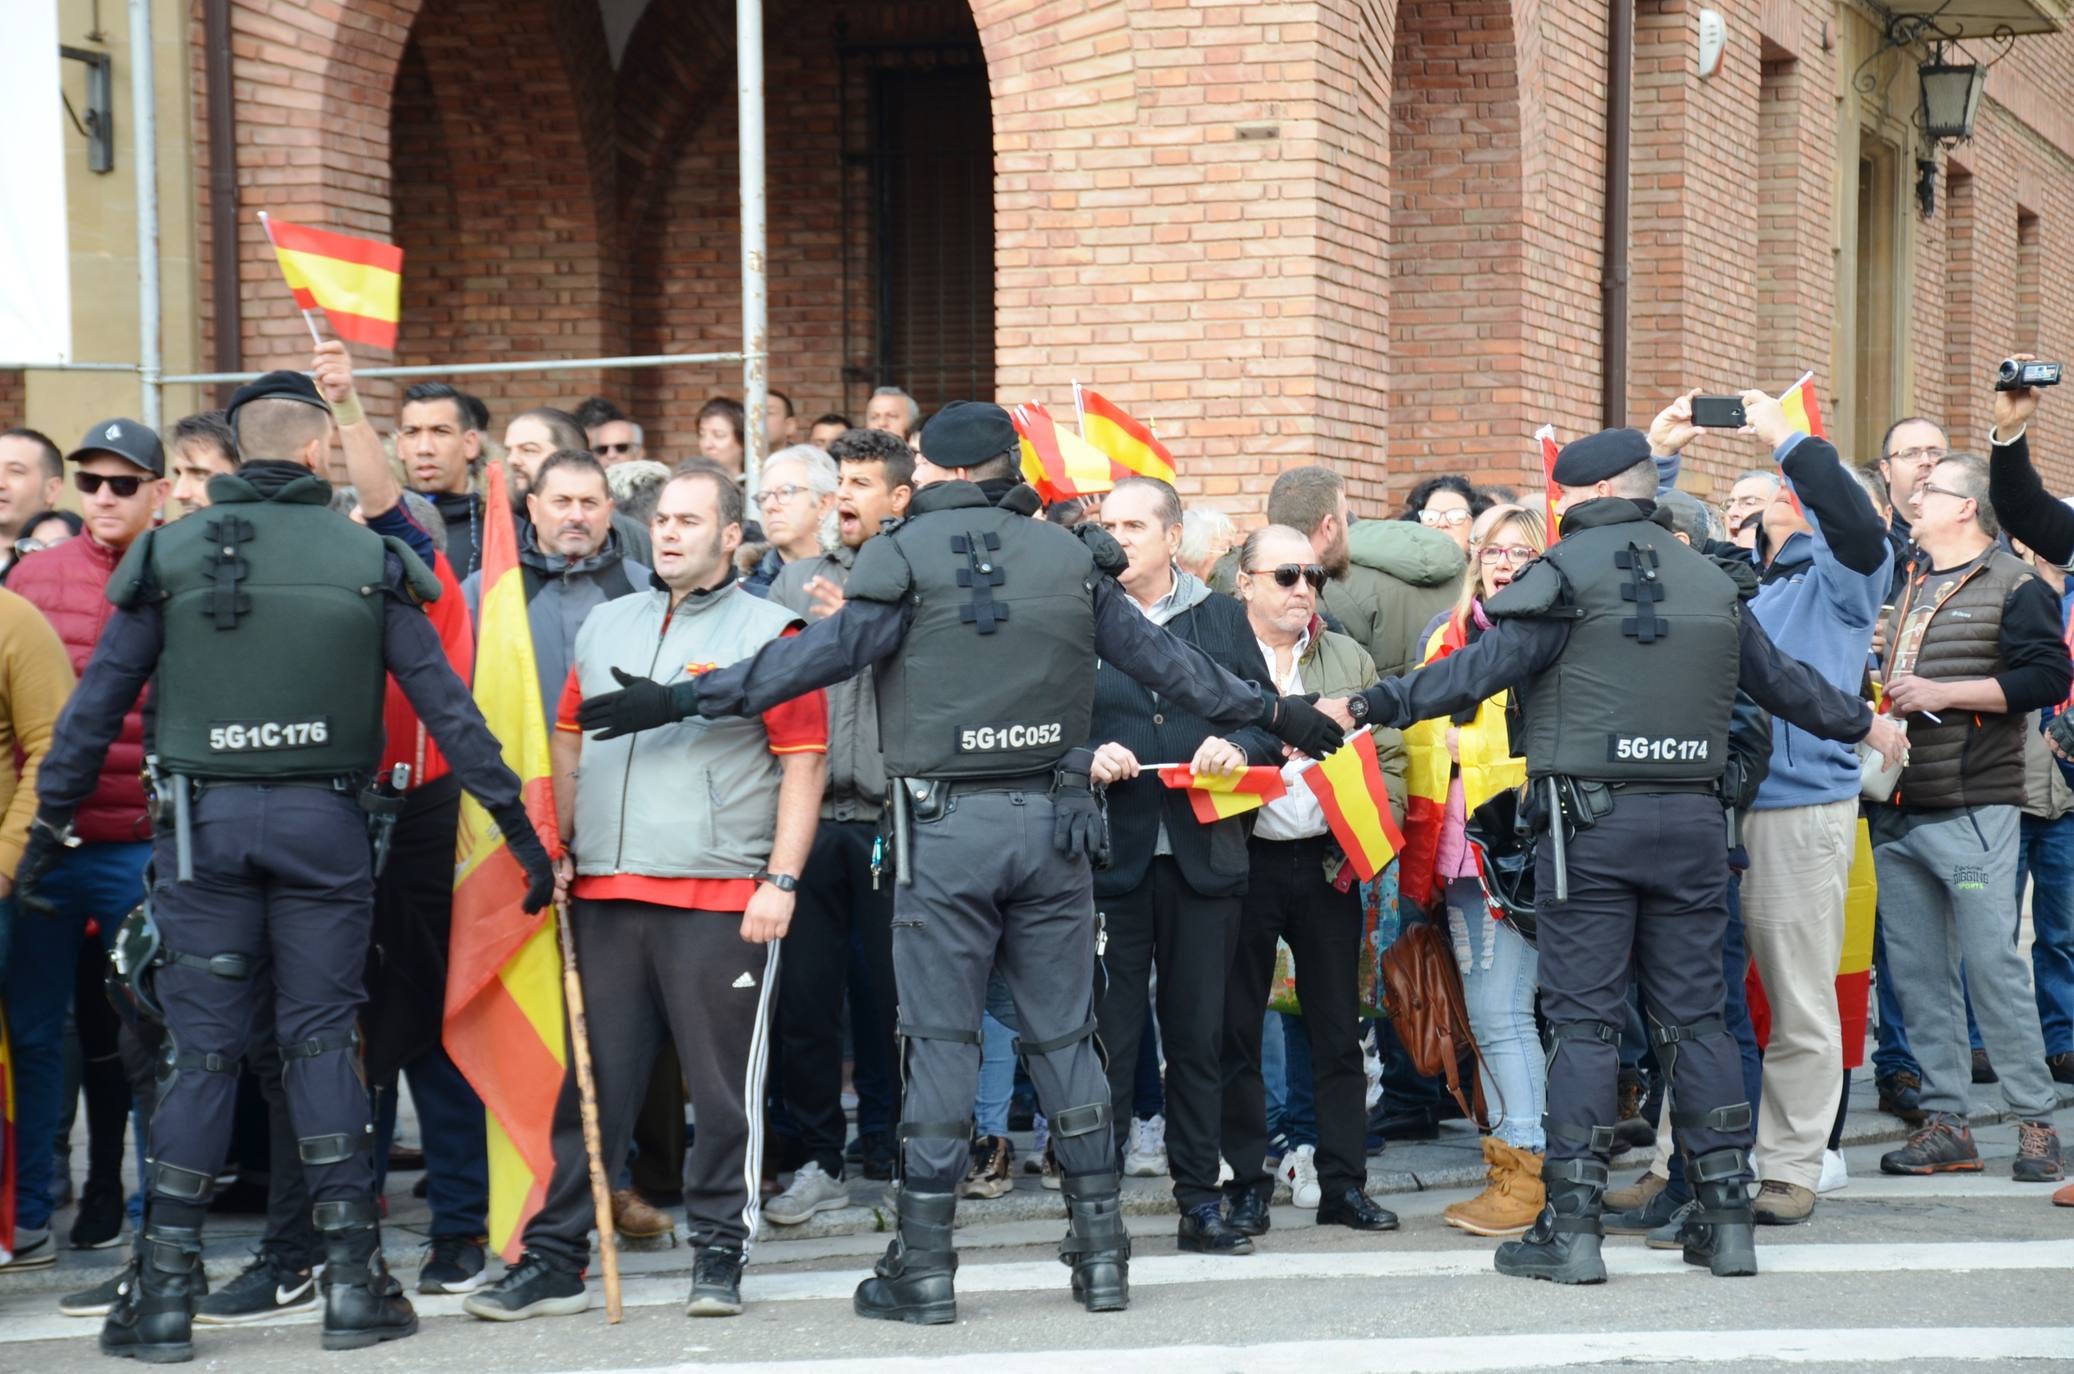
[[1492, 501, 1741, 783], [845, 481, 1099, 779], [110, 465, 395, 781]]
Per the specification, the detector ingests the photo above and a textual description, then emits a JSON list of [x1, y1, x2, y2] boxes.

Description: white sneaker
[[1124, 1114, 1168, 1177], [1816, 1148, 1849, 1195], [1216, 1155, 1235, 1187], [1363, 1044, 1384, 1112], [1279, 1143, 1321, 1209], [764, 1162, 849, 1226]]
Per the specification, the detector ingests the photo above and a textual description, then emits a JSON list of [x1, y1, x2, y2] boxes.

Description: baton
[[1545, 776, 1568, 905], [172, 776, 195, 883]]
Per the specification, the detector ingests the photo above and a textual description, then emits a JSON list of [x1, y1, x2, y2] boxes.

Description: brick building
[[22, 0, 2074, 514]]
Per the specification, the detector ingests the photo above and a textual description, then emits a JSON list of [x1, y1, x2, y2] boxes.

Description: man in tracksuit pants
[[464, 467, 828, 1322]]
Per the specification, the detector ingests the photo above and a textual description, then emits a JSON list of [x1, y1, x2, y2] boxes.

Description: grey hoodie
[[462, 524, 652, 715]]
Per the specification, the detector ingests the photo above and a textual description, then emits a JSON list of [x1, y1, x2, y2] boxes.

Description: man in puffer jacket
[[2, 419, 166, 1269]]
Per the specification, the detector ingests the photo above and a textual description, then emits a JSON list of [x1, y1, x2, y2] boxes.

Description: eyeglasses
[[75, 471, 147, 498], [1722, 494, 1771, 512], [1915, 481, 1970, 503], [754, 483, 813, 509], [1886, 445, 1947, 465], [593, 442, 634, 456], [1419, 507, 1472, 528], [1246, 563, 1326, 591], [1477, 544, 1537, 565]]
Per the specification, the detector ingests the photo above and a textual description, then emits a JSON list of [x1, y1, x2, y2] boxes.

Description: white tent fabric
[[0, 7, 74, 366]]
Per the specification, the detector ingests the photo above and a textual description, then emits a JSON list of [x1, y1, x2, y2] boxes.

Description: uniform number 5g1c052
[[1608, 734, 1709, 763], [958, 721, 1063, 752], [208, 719, 331, 752]]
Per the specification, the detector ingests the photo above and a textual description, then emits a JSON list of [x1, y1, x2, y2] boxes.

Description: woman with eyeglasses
[[1401, 475, 1480, 556], [13, 509, 82, 560], [1397, 503, 1549, 1238]]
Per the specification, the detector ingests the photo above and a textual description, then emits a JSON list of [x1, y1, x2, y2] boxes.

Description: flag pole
[[1072, 378, 1087, 436], [256, 212, 326, 349], [553, 900, 623, 1323]]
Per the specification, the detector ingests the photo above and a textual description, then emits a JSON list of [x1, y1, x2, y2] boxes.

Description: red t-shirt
[[554, 628, 826, 912]]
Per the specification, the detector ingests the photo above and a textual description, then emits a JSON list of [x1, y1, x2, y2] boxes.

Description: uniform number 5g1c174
[[1608, 734, 1709, 763]]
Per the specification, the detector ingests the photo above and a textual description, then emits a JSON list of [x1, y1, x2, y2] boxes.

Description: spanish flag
[[444, 463, 567, 1262], [1077, 384, 1178, 484], [1014, 402, 1114, 503], [1778, 371, 1826, 439], [1157, 764, 1286, 822], [1745, 821, 1877, 1071], [1536, 424, 1562, 544], [1300, 730, 1406, 883], [261, 213, 405, 351], [0, 1013, 16, 1261]]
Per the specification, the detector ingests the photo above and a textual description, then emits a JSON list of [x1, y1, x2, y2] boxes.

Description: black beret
[[226, 370, 330, 430], [1551, 427, 1652, 488], [919, 400, 1017, 470]]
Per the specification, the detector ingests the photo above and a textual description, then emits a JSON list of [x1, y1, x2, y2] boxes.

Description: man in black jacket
[[1083, 478, 1283, 1255]]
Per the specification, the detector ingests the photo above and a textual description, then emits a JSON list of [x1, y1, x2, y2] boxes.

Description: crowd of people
[[0, 340, 2070, 1354]]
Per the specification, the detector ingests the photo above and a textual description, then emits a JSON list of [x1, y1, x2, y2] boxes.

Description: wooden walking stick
[[555, 899, 623, 1323]]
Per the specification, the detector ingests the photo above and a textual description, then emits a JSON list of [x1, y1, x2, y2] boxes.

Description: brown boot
[[611, 1189, 678, 1245], [1604, 1168, 1666, 1213], [1443, 1138, 1545, 1238]]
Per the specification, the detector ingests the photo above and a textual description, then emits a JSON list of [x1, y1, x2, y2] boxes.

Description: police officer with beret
[[1320, 428, 1907, 1286], [577, 400, 1343, 1324], [14, 371, 556, 1362]]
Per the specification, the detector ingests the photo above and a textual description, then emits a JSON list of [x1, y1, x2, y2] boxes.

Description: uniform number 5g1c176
[[208, 719, 331, 752]]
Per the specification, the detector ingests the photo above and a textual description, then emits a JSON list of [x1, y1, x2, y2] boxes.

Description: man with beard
[[503, 408, 651, 568]]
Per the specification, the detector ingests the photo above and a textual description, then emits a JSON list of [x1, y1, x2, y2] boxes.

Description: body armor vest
[[118, 469, 392, 780], [849, 484, 1099, 779], [1499, 505, 1741, 783]]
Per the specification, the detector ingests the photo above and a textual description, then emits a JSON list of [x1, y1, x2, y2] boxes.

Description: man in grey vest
[[1325, 428, 1906, 1286], [575, 401, 1344, 1323], [14, 370, 554, 1362]]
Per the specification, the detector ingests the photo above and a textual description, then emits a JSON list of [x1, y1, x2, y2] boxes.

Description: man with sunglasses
[[1323, 426, 1906, 1287], [576, 401, 1345, 1325], [1, 419, 168, 1273]]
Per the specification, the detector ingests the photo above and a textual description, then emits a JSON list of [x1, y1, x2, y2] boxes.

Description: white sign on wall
[[0, 4, 74, 365]]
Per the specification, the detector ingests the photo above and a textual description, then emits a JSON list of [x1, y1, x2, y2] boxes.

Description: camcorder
[[1996, 358, 2063, 392]]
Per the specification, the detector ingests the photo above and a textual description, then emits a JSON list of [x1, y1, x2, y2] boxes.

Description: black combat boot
[[1493, 1161, 1607, 1286], [1059, 1173, 1131, 1313], [853, 1190, 958, 1325], [315, 1199, 418, 1350], [1681, 1148, 1758, 1278], [100, 1226, 203, 1364]]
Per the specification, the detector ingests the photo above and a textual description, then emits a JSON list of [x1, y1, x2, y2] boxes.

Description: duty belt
[[1604, 780, 1719, 796], [936, 770, 1058, 796]]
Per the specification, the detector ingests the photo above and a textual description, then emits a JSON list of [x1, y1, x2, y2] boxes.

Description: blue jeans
[[1872, 916, 1921, 1080], [1974, 813, 2074, 1055], [3, 841, 152, 1232], [1446, 880, 1544, 1150], [372, 1044, 490, 1237], [1264, 1011, 1316, 1150], [975, 970, 1019, 1138]]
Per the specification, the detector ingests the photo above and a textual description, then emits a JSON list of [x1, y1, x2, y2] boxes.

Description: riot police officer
[[15, 371, 555, 1362], [577, 401, 1342, 1323], [1327, 428, 1907, 1285]]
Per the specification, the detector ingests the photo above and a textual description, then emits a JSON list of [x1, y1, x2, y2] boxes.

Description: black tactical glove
[[1267, 693, 1346, 761], [576, 667, 702, 741], [1052, 748, 1112, 867], [2049, 709, 2074, 762], [14, 808, 76, 917], [494, 807, 558, 915]]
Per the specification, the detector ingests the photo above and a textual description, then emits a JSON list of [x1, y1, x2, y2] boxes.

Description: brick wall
[[0, 372, 24, 426], [193, 0, 2074, 521]]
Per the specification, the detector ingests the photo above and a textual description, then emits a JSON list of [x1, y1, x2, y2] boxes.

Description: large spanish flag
[[1077, 384, 1178, 484], [1014, 402, 1114, 502], [1157, 764, 1286, 822], [444, 463, 567, 1262], [261, 213, 405, 351], [1300, 730, 1406, 883]]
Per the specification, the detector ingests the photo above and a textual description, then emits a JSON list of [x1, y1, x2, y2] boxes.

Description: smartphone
[[1690, 395, 1747, 429]]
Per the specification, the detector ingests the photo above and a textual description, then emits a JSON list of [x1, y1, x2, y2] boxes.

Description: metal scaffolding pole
[[738, 0, 769, 490], [131, 0, 163, 432]]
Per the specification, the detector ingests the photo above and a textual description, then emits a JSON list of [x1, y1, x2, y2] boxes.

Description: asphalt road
[[7, 1118, 2072, 1373]]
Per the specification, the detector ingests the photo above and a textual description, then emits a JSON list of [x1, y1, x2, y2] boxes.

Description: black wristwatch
[[1344, 692, 1371, 725], [753, 870, 799, 893]]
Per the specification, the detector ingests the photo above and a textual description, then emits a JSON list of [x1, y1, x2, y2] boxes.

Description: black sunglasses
[[76, 471, 148, 498], [593, 442, 634, 456], [1247, 562, 1326, 591]]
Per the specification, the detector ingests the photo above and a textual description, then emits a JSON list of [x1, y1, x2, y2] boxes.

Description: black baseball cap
[[225, 370, 330, 433], [66, 418, 165, 477]]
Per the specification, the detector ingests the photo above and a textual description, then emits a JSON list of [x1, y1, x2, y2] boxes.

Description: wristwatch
[[1344, 692, 1371, 725], [753, 870, 799, 893]]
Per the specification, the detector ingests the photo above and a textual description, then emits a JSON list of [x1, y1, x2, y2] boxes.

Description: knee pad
[[1015, 1015, 1105, 1073], [1544, 1019, 1619, 1073], [147, 1159, 217, 1208], [1049, 1100, 1111, 1141], [1671, 1100, 1753, 1134], [1689, 1146, 1747, 1185], [1647, 1013, 1726, 1087], [313, 1197, 381, 1234]]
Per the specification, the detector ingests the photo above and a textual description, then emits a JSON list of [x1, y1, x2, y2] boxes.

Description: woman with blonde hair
[[1396, 502, 1549, 1236]]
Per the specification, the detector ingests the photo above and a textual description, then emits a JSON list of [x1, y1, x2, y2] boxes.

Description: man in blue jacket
[[1729, 387, 1891, 1225]]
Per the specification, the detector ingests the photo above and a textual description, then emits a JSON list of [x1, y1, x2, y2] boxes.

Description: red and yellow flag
[[1778, 371, 1826, 439], [1157, 764, 1286, 823], [1014, 402, 1114, 503], [261, 214, 405, 351], [1536, 424, 1563, 543], [1, 1013, 16, 1260], [444, 463, 567, 1262], [1300, 730, 1406, 883], [1077, 385, 1178, 484]]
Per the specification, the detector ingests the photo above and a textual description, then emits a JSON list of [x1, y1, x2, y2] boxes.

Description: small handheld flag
[[260, 213, 405, 351], [1156, 764, 1287, 823], [1076, 384, 1178, 484], [1536, 424, 1562, 543], [1014, 402, 1115, 502], [1777, 371, 1825, 439], [1300, 731, 1406, 883]]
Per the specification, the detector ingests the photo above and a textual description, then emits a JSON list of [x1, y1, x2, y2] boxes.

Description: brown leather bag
[[1380, 918, 1491, 1128]]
